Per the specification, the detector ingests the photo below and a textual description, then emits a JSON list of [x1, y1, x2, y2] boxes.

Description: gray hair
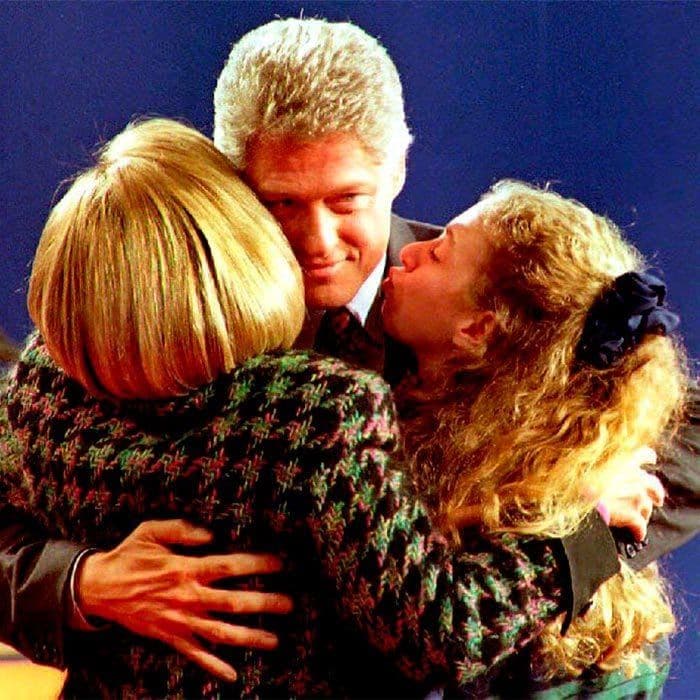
[[213, 18, 413, 170]]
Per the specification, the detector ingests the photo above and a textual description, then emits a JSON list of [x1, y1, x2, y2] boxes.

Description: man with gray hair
[[213, 18, 433, 382], [1, 16, 696, 689]]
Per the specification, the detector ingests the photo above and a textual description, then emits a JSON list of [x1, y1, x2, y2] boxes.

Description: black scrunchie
[[576, 271, 679, 369]]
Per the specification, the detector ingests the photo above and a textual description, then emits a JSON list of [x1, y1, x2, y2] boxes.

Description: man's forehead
[[244, 132, 392, 195], [247, 132, 386, 168]]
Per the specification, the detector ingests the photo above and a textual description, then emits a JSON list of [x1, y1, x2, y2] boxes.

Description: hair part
[[213, 17, 412, 171], [28, 118, 304, 400]]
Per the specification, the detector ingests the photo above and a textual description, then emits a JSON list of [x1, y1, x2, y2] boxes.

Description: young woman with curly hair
[[383, 180, 687, 695]]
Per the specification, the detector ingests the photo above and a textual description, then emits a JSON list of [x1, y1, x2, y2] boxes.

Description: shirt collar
[[345, 253, 387, 326]]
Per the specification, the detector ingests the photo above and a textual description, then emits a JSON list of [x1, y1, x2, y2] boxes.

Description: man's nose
[[296, 206, 339, 258]]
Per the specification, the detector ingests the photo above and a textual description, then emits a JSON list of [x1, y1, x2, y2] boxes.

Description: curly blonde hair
[[401, 180, 686, 680]]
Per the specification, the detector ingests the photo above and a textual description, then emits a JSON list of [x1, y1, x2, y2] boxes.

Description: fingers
[[171, 636, 238, 682], [135, 518, 214, 546], [643, 471, 665, 508], [624, 514, 647, 543], [198, 589, 293, 616], [154, 617, 281, 682], [633, 446, 657, 468], [197, 553, 285, 583], [608, 502, 649, 541], [188, 618, 280, 651]]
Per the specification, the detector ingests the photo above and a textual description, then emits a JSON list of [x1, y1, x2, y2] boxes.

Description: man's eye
[[264, 199, 295, 210], [429, 245, 440, 261], [331, 194, 369, 211]]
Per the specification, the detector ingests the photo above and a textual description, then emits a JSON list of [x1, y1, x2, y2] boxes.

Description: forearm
[[0, 508, 84, 667]]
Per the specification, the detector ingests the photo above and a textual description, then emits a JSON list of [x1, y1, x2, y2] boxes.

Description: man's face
[[244, 133, 403, 309]]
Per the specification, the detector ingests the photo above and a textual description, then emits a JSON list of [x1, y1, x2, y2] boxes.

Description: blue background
[[0, 1, 697, 695]]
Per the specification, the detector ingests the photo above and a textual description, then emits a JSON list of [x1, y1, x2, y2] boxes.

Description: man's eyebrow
[[253, 186, 283, 198], [257, 181, 375, 198], [326, 181, 376, 195]]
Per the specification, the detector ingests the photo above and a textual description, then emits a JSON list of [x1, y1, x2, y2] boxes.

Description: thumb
[[632, 446, 657, 468], [135, 518, 214, 546]]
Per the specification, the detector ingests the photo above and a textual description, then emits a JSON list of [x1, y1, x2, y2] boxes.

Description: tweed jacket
[[0, 335, 571, 698]]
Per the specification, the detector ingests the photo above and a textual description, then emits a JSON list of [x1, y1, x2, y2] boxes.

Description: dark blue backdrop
[[1, 2, 697, 695]]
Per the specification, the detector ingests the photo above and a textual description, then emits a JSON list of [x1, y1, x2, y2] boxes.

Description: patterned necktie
[[314, 306, 384, 372]]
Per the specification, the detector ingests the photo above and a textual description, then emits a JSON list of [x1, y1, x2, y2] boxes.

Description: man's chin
[[305, 284, 359, 311]]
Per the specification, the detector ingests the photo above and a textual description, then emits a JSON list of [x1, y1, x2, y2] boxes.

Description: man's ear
[[452, 311, 496, 352], [390, 154, 407, 198]]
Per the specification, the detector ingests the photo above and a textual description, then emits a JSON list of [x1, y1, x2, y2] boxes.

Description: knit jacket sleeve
[[3, 338, 567, 692], [0, 378, 86, 668]]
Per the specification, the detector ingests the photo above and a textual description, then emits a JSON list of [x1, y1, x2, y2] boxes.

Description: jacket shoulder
[[389, 215, 442, 265], [231, 351, 394, 409]]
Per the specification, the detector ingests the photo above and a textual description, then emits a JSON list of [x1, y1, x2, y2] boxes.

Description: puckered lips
[[381, 266, 401, 295]]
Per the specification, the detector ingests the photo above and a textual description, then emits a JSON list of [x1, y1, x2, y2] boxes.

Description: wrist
[[72, 549, 110, 629]]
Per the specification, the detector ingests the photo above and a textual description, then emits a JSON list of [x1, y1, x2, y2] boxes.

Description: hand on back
[[77, 518, 293, 681]]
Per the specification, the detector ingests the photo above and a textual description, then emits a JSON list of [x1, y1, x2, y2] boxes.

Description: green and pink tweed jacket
[[1, 335, 568, 698]]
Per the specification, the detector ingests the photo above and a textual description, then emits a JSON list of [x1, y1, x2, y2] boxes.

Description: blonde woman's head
[[474, 181, 684, 454], [402, 180, 686, 537], [29, 118, 304, 400]]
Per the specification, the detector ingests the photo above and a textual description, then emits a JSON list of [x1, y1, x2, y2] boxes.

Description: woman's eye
[[429, 246, 440, 261]]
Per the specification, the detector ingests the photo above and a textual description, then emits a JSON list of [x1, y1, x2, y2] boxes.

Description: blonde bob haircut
[[28, 118, 304, 400], [213, 17, 412, 170]]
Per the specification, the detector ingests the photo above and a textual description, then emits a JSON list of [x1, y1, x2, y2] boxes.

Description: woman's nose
[[399, 240, 425, 271]]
